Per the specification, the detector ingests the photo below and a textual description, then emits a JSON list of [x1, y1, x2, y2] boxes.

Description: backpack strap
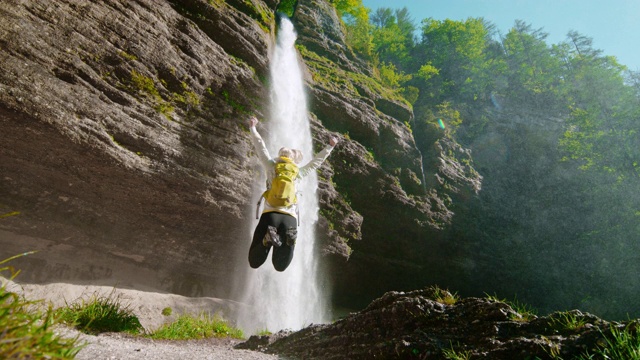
[[256, 196, 264, 220]]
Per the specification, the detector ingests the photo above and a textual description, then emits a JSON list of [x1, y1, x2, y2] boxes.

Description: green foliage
[[0, 254, 83, 359], [366, 149, 375, 162], [128, 70, 201, 118], [297, 43, 407, 107], [148, 313, 243, 340], [416, 63, 439, 81], [221, 89, 246, 113], [401, 85, 419, 104], [161, 307, 172, 316], [330, 0, 361, 14], [128, 70, 175, 118], [507, 299, 537, 322], [130, 69, 160, 98], [277, 0, 297, 17], [330, 0, 373, 58], [55, 292, 143, 335], [256, 328, 272, 336], [560, 52, 639, 179], [173, 81, 200, 108], [415, 17, 494, 103], [434, 102, 462, 133], [560, 107, 599, 170], [369, 7, 415, 68], [325, 0, 640, 321], [377, 61, 411, 89], [154, 102, 175, 118], [502, 21, 564, 108]]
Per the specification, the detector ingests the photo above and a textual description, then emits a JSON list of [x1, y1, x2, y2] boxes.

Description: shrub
[[427, 285, 459, 305], [55, 292, 143, 335], [148, 312, 243, 340]]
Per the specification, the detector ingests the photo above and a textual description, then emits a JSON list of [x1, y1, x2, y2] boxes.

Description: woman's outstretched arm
[[249, 116, 273, 166], [299, 136, 339, 177]]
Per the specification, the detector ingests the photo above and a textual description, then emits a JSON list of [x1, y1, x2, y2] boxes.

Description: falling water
[[237, 16, 328, 334]]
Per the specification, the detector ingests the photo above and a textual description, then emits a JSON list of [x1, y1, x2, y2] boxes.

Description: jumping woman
[[248, 116, 338, 271]]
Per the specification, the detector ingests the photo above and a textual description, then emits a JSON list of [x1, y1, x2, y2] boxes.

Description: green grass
[[148, 312, 243, 340], [549, 311, 589, 331], [55, 292, 143, 335], [485, 293, 537, 322], [0, 211, 20, 219], [255, 328, 272, 336], [1, 253, 83, 359], [429, 285, 459, 305], [442, 342, 472, 360], [576, 324, 640, 360]]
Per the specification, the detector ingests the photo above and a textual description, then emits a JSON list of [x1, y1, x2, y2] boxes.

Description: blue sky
[[360, 0, 640, 71]]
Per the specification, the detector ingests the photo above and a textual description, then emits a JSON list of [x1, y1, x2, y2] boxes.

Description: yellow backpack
[[263, 157, 299, 207]]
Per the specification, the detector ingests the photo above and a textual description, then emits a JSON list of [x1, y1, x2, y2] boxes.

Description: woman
[[248, 116, 338, 271]]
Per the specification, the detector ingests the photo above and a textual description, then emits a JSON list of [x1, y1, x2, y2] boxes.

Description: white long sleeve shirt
[[250, 126, 334, 219]]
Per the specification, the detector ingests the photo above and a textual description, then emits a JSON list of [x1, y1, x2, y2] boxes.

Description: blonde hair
[[278, 147, 303, 164]]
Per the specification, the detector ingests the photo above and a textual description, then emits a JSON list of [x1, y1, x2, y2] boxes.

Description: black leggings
[[249, 212, 298, 272]]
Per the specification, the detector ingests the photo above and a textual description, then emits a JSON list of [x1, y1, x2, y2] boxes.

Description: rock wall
[[238, 288, 621, 360], [0, 0, 273, 298], [292, 0, 481, 308], [0, 0, 481, 311]]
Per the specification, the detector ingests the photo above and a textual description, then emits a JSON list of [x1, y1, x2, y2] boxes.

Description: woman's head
[[278, 147, 303, 163]]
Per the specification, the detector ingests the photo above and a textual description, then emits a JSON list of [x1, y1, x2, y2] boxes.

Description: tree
[[330, 0, 373, 58], [501, 20, 564, 109], [369, 7, 416, 69], [413, 17, 493, 104], [561, 55, 639, 180]]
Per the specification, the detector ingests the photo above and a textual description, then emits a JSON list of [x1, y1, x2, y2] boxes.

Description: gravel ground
[[67, 329, 282, 360], [2, 279, 285, 359]]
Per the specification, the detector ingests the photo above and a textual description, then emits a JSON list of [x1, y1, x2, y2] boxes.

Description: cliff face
[[292, 0, 481, 308], [0, 0, 480, 310], [0, 0, 273, 298]]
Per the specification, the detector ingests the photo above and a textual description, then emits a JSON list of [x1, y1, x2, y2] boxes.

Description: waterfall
[[237, 16, 328, 334]]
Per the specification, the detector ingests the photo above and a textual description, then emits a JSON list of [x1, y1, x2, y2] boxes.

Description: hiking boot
[[263, 225, 282, 247], [285, 227, 297, 246]]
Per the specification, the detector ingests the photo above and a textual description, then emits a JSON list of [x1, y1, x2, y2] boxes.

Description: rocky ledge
[[237, 287, 636, 359]]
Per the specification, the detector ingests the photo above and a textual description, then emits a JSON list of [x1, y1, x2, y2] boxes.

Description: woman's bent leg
[[271, 214, 298, 271], [248, 214, 271, 268]]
